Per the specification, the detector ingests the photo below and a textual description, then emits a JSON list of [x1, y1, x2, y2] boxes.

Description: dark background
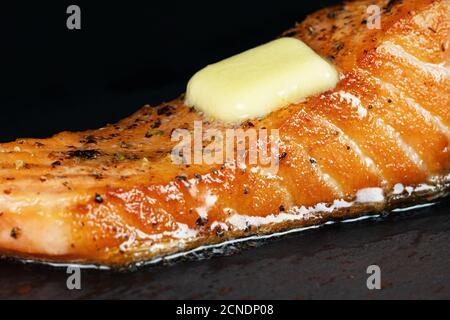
[[1, 0, 340, 142]]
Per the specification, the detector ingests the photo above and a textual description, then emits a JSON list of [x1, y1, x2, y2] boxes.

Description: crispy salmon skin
[[0, 0, 449, 267]]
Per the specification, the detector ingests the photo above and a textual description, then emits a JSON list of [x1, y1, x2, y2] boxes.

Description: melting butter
[[185, 37, 338, 122]]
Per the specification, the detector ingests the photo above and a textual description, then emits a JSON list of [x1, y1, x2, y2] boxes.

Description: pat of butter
[[185, 37, 338, 122]]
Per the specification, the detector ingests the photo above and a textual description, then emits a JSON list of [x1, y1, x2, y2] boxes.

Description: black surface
[[0, 200, 449, 300]]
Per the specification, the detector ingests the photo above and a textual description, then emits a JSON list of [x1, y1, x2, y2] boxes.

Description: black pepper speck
[[10, 227, 21, 239], [95, 194, 104, 204], [278, 152, 288, 160], [196, 217, 208, 226]]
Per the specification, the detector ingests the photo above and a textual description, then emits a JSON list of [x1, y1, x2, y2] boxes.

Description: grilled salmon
[[0, 0, 449, 267]]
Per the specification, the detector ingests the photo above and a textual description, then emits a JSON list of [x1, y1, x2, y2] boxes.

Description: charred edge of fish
[[151, 119, 162, 129], [282, 30, 298, 38], [196, 217, 208, 226], [157, 105, 176, 116], [327, 11, 337, 20], [279, 152, 288, 160], [67, 149, 101, 160], [81, 135, 97, 144], [307, 26, 316, 37], [51, 161, 62, 168], [214, 225, 225, 237], [177, 175, 192, 188], [10, 227, 21, 239], [145, 130, 164, 138], [384, 0, 402, 13], [120, 141, 131, 149], [335, 42, 344, 52], [241, 120, 255, 128]]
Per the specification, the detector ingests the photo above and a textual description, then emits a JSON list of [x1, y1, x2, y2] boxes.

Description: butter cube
[[185, 37, 338, 122]]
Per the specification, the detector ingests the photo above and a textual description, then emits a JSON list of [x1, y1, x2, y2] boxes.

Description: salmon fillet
[[0, 0, 449, 267]]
